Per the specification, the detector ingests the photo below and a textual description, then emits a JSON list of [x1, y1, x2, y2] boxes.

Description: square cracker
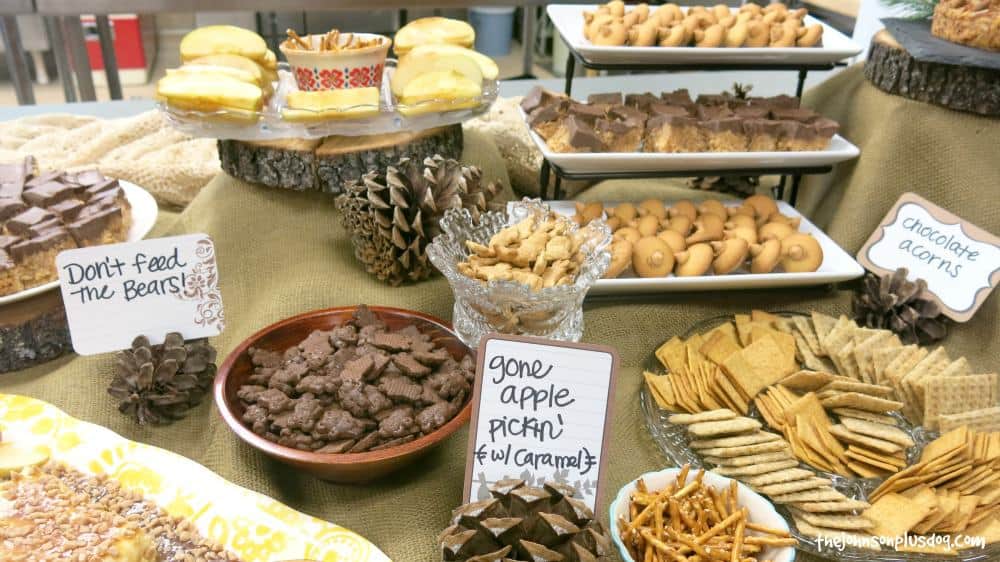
[[792, 315, 823, 355], [821, 379, 894, 397], [668, 409, 737, 425], [755, 477, 831, 496], [686, 417, 761, 437], [789, 509, 873, 530], [854, 331, 899, 384], [714, 371, 750, 414], [920, 426, 970, 463], [723, 337, 796, 399], [774, 488, 849, 503], [655, 336, 687, 374], [863, 492, 933, 539], [844, 449, 900, 472], [810, 312, 837, 351], [791, 518, 882, 551], [821, 315, 856, 356], [829, 424, 904, 454], [820, 393, 903, 413], [840, 417, 915, 447], [714, 458, 799, 477], [791, 499, 871, 513], [704, 450, 793, 467], [699, 329, 743, 366], [872, 345, 907, 385], [899, 346, 950, 421], [745, 467, 816, 487], [832, 407, 898, 426], [698, 439, 789, 458], [779, 370, 836, 392], [923, 373, 999, 431], [690, 431, 781, 449], [939, 406, 1000, 433], [833, 340, 862, 381], [792, 331, 836, 372]]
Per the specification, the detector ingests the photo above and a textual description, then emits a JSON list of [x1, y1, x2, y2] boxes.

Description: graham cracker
[[698, 439, 789, 458], [821, 379, 894, 397], [686, 417, 761, 437], [853, 331, 899, 384], [668, 409, 737, 425], [774, 488, 850, 503]]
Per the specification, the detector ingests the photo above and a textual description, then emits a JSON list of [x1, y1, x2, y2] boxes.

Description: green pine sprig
[[881, 0, 940, 19]]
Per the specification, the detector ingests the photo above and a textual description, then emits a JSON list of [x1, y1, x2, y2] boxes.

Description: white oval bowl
[[610, 467, 796, 562]]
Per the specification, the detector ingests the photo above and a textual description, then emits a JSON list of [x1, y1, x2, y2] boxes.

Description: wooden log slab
[[1, 290, 73, 373], [865, 30, 1000, 116], [218, 125, 463, 194]]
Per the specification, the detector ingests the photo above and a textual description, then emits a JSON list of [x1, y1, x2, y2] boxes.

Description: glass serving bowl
[[427, 198, 611, 348]]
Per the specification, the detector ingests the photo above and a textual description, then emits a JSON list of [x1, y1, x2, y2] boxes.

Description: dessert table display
[[0, 8, 998, 562]]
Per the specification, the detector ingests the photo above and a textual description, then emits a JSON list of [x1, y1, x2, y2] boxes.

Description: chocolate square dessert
[[527, 102, 566, 141], [566, 102, 607, 125], [26, 218, 64, 238], [0, 249, 23, 296], [63, 168, 106, 186], [0, 197, 26, 222], [771, 107, 820, 123], [732, 105, 770, 120], [0, 234, 20, 252], [22, 181, 78, 207], [610, 104, 649, 122], [696, 93, 734, 106], [82, 178, 120, 200], [10, 227, 77, 288], [661, 89, 694, 106], [696, 105, 735, 121], [0, 156, 34, 186], [779, 118, 838, 151], [645, 114, 706, 153], [68, 206, 126, 247], [624, 92, 662, 112], [744, 120, 784, 151], [747, 94, 800, 108], [24, 170, 60, 188], [0, 182, 23, 200], [588, 92, 622, 105], [648, 103, 691, 118], [702, 118, 749, 152], [595, 118, 644, 152], [521, 86, 562, 114], [5, 207, 56, 237], [48, 198, 85, 221], [547, 115, 606, 153]]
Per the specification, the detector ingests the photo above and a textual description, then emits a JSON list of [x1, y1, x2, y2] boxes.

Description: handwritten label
[[857, 193, 1000, 322], [56, 234, 225, 354], [464, 334, 619, 510]]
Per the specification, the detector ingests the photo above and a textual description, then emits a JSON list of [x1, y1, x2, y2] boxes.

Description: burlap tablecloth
[[2, 65, 998, 562]]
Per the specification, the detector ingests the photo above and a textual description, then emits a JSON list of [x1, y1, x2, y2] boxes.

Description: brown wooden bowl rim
[[214, 305, 473, 467]]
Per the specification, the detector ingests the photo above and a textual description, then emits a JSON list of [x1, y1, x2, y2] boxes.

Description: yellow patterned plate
[[0, 394, 392, 562]]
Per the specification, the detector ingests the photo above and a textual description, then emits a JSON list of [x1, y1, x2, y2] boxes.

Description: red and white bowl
[[279, 32, 391, 91]]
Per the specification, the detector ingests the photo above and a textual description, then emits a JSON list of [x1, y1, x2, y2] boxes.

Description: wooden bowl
[[214, 305, 472, 483]]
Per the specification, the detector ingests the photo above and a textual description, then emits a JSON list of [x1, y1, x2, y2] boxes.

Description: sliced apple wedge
[[397, 70, 482, 116], [180, 25, 268, 63], [167, 65, 260, 86], [405, 44, 499, 81], [0, 443, 49, 477], [282, 87, 380, 121], [186, 54, 266, 83], [392, 46, 485, 98], [157, 72, 263, 116]]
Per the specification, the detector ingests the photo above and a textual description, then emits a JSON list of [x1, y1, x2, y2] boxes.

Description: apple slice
[[180, 25, 268, 63], [186, 54, 266, 83], [392, 49, 483, 98], [157, 73, 263, 113], [405, 44, 499, 81], [397, 70, 482, 116], [261, 49, 278, 70], [0, 443, 49, 477], [168, 65, 259, 86], [283, 88, 380, 121]]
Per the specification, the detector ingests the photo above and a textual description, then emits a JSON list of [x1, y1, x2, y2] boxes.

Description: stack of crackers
[[757, 373, 912, 478], [774, 311, 997, 431], [669, 409, 874, 538], [646, 311, 800, 416], [862, 426, 1000, 553]]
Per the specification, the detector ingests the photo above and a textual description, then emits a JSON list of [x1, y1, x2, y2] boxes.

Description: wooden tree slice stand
[[1, 290, 73, 373], [865, 30, 1000, 116], [219, 124, 464, 194]]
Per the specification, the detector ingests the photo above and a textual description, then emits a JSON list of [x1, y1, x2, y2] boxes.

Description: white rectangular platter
[[547, 4, 863, 65], [529, 122, 860, 173], [512, 199, 865, 295]]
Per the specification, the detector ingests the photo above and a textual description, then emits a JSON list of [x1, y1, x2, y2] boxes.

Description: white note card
[[56, 233, 225, 355], [464, 334, 620, 510]]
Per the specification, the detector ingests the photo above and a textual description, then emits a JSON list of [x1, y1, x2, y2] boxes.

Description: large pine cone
[[852, 268, 948, 345], [439, 479, 611, 561], [336, 155, 500, 286], [108, 333, 217, 425]]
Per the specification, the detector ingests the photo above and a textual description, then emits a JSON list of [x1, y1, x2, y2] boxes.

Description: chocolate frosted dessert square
[[548, 115, 606, 153], [82, 178, 120, 200], [648, 103, 691, 118], [0, 182, 23, 200], [0, 156, 34, 186], [625, 92, 662, 112], [22, 181, 78, 207], [661, 89, 693, 106], [68, 206, 126, 247], [732, 105, 770, 120], [0, 249, 22, 296], [24, 170, 60, 188], [9, 227, 77, 288], [0, 197, 26, 222], [0, 234, 20, 252], [566, 102, 607, 124], [702, 118, 749, 152], [521, 85, 562, 114], [5, 207, 56, 237], [527, 102, 566, 141], [771, 107, 820, 123], [587, 92, 622, 105], [748, 94, 800, 108], [595, 117, 643, 152], [47, 198, 85, 221], [645, 114, 706, 153], [744, 119, 784, 151]]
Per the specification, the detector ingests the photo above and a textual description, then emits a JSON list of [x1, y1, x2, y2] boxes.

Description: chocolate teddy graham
[[522, 85, 840, 154], [0, 156, 132, 296], [236, 305, 475, 454]]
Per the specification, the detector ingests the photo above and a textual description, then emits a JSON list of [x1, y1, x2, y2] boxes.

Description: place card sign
[[56, 234, 225, 355], [857, 193, 1000, 322], [464, 334, 620, 510]]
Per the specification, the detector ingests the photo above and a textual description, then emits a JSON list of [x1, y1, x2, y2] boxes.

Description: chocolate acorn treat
[[440, 479, 611, 561], [336, 155, 500, 286]]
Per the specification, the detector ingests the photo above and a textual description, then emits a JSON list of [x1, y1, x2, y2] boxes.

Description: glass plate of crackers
[[639, 311, 1000, 561]]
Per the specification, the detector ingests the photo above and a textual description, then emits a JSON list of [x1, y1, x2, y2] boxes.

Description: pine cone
[[108, 333, 217, 425], [336, 155, 500, 286], [688, 175, 760, 197], [439, 479, 611, 561], [852, 268, 948, 345]]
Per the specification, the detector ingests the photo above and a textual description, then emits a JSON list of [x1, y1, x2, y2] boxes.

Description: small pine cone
[[852, 268, 948, 345]]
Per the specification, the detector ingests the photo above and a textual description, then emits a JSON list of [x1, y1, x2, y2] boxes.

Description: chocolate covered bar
[[0, 250, 22, 296], [9, 227, 77, 288]]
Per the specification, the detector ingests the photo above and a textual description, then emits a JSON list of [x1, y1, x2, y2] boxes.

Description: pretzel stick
[[696, 509, 745, 544], [731, 508, 747, 562], [744, 537, 798, 547], [286, 29, 309, 49], [744, 522, 791, 537]]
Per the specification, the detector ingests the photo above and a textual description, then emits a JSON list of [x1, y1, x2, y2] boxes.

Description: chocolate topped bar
[[647, 113, 699, 129], [747, 95, 799, 108], [26, 218, 64, 238], [527, 103, 563, 127], [732, 105, 770, 119], [521, 86, 560, 114], [5, 207, 56, 236], [648, 103, 691, 118], [0, 235, 20, 252], [0, 182, 23, 200], [24, 170, 61, 188], [587, 92, 623, 105], [609, 104, 648, 122], [565, 116, 605, 152], [624, 93, 662, 112], [661, 89, 693, 106], [8, 227, 74, 261], [771, 107, 819, 123], [697, 105, 735, 120], [743, 119, 785, 137], [23, 181, 78, 207], [63, 169, 105, 186], [0, 156, 34, 186], [47, 198, 85, 221], [812, 117, 840, 138], [696, 93, 734, 106], [702, 117, 745, 134], [82, 178, 120, 200], [0, 249, 12, 270], [567, 102, 606, 123], [68, 206, 124, 246], [0, 197, 26, 222]]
